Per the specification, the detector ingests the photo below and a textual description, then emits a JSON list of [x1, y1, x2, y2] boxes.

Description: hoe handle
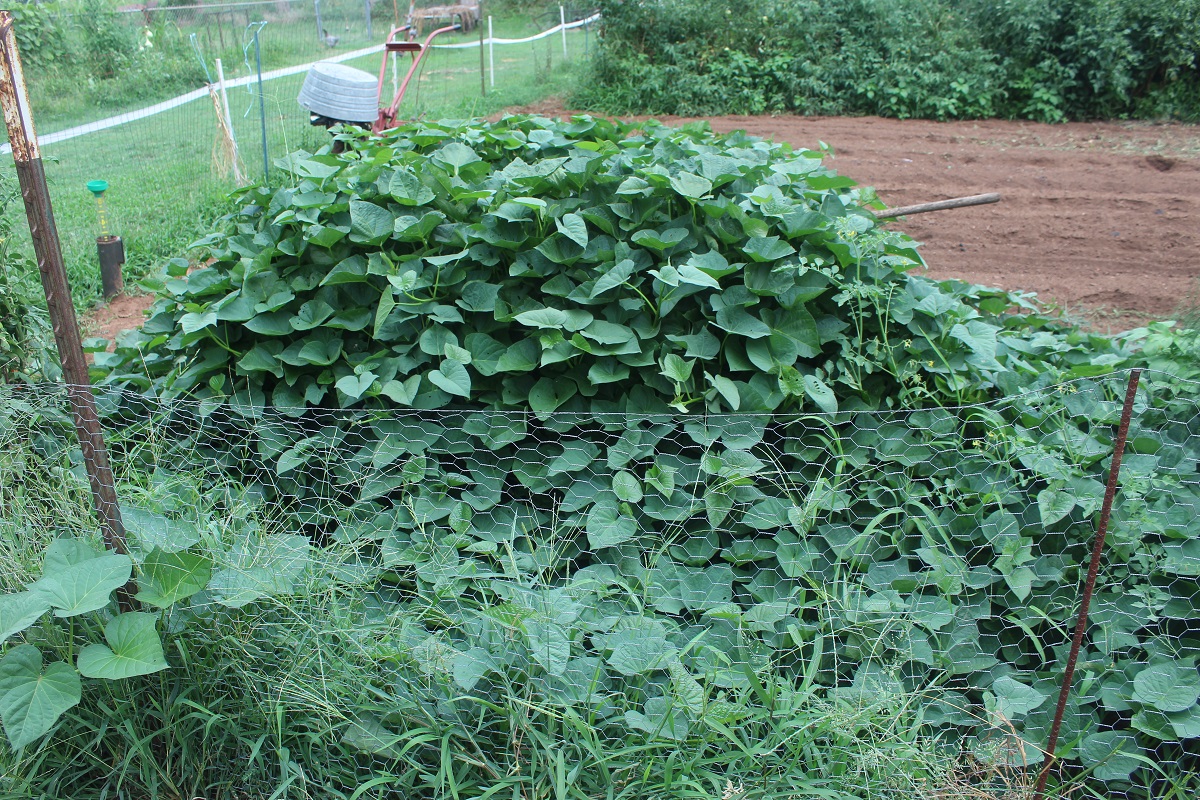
[[874, 192, 1001, 219]]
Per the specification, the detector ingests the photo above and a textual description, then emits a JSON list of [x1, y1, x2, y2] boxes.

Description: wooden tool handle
[[873, 192, 1001, 219]]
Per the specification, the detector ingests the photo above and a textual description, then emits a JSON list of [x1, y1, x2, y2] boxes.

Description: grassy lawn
[[3, 17, 592, 309], [28, 10, 573, 133]]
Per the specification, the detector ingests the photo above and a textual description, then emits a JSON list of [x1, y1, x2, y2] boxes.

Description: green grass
[[2, 17, 592, 314], [27, 10, 571, 134]]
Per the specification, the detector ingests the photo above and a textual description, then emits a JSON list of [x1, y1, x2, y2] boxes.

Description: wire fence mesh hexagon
[[0, 369, 1196, 799]]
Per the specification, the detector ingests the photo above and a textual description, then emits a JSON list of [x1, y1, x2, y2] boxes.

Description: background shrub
[[575, 0, 1200, 122], [0, 177, 53, 383], [13, 0, 208, 115]]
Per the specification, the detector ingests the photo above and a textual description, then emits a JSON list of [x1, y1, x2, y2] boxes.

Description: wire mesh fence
[[0, 369, 1197, 798], [2, 0, 596, 301]]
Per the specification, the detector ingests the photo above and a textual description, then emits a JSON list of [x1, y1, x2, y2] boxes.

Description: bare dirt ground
[[691, 114, 1200, 331], [88, 293, 155, 347], [87, 111, 1199, 341]]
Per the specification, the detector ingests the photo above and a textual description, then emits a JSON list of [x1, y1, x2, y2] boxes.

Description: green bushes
[[575, 0, 1200, 121], [12, 0, 207, 121], [2, 116, 1199, 796], [0, 178, 53, 383]]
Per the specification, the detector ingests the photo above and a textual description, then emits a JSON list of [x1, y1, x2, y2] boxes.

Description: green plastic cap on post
[[87, 179, 109, 198]]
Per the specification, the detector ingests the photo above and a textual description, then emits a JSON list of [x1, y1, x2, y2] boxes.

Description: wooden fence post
[[0, 11, 128, 555]]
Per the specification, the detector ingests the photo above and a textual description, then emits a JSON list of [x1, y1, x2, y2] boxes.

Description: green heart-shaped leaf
[[77, 612, 169, 679], [136, 549, 212, 608], [0, 645, 81, 750], [0, 592, 51, 644], [28, 554, 132, 618]]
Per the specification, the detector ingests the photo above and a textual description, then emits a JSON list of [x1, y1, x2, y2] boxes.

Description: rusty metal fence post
[[0, 11, 127, 556], [1033, 368, 1142, 799]]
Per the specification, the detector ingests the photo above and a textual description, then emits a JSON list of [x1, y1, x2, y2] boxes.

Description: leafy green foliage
[[0, 178, 53, 383], [99, 114, 1106, 412], [0, 534, 177, 752], [577, 0, 1200, 122], [76, 613, 168, 680], [0, 646, 81, 750], [7, 116, 1197, 794], [14, 0, 205, 97]]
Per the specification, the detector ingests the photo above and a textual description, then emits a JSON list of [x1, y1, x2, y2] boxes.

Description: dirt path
[[87, 113, 1199, 342]]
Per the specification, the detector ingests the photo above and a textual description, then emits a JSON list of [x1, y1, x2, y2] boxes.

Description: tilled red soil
[[517, 104, 1200, 330], [697, 115, 1200, 330], [88, 112, 1199, 341]]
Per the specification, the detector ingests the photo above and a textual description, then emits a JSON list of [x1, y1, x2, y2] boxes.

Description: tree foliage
[[576, 0, 1200, 122]]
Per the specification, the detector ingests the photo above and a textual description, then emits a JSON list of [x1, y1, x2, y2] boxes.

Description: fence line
[[118, 0, 315, 12], [2, 12, 598, 154], [431, 11, 598, 48], [0, 42, 386, 154]]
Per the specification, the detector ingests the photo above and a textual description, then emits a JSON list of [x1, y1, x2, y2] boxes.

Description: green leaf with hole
[[803, 374, 838, 414]]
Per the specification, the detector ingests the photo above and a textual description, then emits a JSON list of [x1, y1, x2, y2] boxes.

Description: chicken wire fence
[[0, 369, 1197, 798], [3, 0, 596, 301]]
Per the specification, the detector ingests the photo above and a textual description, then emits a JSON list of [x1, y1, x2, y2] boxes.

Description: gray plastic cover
[[297, 62, 379, 123]]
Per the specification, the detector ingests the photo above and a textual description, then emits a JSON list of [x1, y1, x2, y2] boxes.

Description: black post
[[97, 236, 125, 298], [0, 12, 128, 556]]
